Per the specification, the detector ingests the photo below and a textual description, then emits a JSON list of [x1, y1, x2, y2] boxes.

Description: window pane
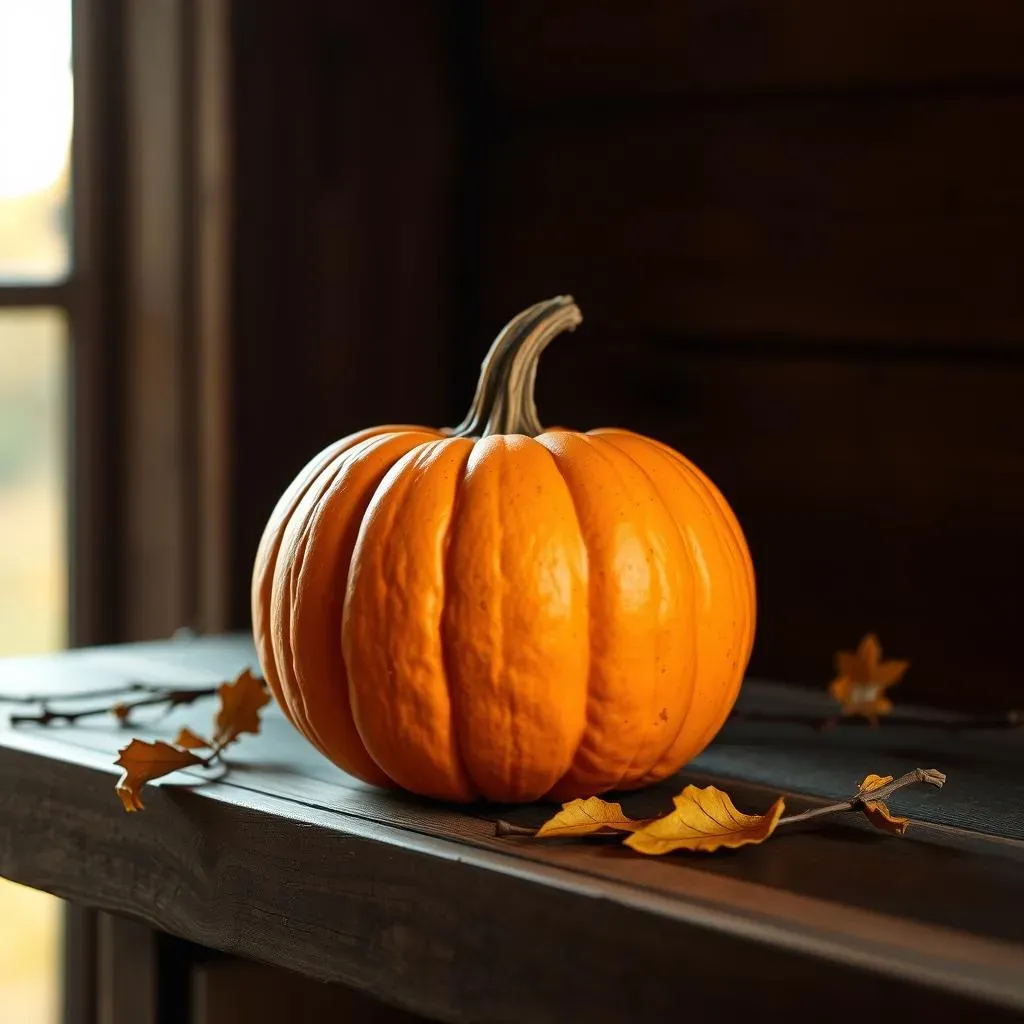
[[0, 880, 62, 1023], [0, 0, 73, 282], [0, 308, 67, 653], [0, 307, 67, 1024]]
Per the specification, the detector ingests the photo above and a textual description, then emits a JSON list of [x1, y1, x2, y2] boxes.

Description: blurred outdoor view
[[0, 1, 74, 1022]]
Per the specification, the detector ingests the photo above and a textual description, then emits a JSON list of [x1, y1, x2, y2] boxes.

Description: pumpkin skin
[[252, 297, 755, 803]]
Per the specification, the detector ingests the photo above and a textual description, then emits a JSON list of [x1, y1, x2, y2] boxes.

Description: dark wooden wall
[[225, 1, 1024, 711]]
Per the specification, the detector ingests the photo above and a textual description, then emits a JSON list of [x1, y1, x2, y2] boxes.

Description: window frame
[[0, 3, 232, 1022]]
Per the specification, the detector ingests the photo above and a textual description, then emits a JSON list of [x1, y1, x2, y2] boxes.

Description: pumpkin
[[252, 296, 755, 803]]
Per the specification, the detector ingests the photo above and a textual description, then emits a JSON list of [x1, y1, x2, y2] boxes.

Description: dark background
[[77, 1, 1024, 711]]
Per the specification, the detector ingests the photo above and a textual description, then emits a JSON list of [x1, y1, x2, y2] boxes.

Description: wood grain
[[1, 730, 1022, 1024], [123, 0, 196, 638], [2, 639, 1024, 1023], [229, 0, 459, 629], [97, 913, 158, 1024], [521, 346, 1024, 709], [482, 1, 1024, 99], [477, 95, 1024, 351]]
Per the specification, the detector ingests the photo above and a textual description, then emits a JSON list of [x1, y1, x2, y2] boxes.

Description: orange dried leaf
[[829, 633, 910, 721], [624, 785, 786, 855], [173, 726, 210, 750], [856, 773, 909, 836], [535, 796, 649, 838], [857, 773, 893, 792], [114, 739, 202, 812], [212, 668, 270, 747]]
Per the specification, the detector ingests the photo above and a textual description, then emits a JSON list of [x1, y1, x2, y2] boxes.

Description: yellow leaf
[[535, 796, 649, 838], [860, 800, 909, 836], [829, 633, 909, 720], [624, 785, 786, 855], [173, 726, 210, 750], [114, 739, 202, 812], [856, 773, 909, 836], [857, 773, 893, 793], [213, 669, 270, 747]]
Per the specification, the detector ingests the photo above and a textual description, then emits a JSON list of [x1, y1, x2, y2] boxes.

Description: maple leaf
[[212, 668, 270, 747], [114, 739, 202, 812], [535, 797, 650, 838], [829, 633, 910, 722], [173, 726, 210, 750], [854, 773, 910, 836], [624, 785, 786, 855]]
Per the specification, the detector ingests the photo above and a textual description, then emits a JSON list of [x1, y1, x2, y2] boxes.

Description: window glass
[[0, 0, 73, 282]]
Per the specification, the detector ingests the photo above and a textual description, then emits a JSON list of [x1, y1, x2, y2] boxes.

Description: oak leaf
[[624, 785, 786, 855], [829, 633, 909, 722], [855, 773, 909, 836], [114, 739, 202, 812], [535, 797, 649, 838], [212, 668, 270, 747], [173, 726, 210, 750]]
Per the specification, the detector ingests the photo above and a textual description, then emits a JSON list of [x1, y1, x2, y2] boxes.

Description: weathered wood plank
[[1, 728, 1022, 1023], [3, 640, 1024, 1020], [482, 1, 1024, 100]]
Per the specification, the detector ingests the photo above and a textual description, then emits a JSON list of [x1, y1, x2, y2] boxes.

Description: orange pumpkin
[[252, 297, 755, 803]]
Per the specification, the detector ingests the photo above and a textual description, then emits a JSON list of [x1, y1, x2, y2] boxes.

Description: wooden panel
[[525, 341, 1024, 709], [477, 95, 1024, 351], [64, 905, 98, 1024], [229, 0, 458, 628], [483, 1, 1024, 100], [70, 0, 127, 647], [123, 0, 196, 638], [191, 959, 430, 1023], [194, 0, 233, 634], [97, 913, 158, 1024]]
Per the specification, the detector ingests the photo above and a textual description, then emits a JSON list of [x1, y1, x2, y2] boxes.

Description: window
[[0, 1, 74, 1021]]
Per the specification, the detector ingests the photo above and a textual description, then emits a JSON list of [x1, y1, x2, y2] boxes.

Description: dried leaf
[[212, 669, 270, 747], [624, 785, 786, 855], [173, 726, 210, 750], [111, 702, 131, 722], [535, 797, 649, 838], [114, 739, 202, 812], [856, 773, 909, 836], [829, 633, 910, 721]]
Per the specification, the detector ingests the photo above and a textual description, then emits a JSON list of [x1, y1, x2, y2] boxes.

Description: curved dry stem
[[450, 296, 582, 438]]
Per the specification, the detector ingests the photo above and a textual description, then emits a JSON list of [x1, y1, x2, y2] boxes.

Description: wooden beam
[[121, 0, 195, 639], [0, 283, 72, 308], [96, 913, 158, 1024], [69, 0, 126, 649], [191, 959, 430, 1023], [193, 0, 233, 635]]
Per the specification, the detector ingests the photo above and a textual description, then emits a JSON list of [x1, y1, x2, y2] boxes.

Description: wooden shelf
[[1, 634, 1022, 1022]]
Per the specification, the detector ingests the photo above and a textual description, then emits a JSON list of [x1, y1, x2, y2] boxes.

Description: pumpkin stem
[[451, 296, 583, 438]]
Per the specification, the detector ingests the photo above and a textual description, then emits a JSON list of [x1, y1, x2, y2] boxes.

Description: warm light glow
[[0, 0, 73, 199]]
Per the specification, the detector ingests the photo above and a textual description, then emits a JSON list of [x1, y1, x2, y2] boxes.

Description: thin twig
[[0, 681, 159, 704], [494, 820, 538, 837], [8, 686, 219, 727], [776, 768, 946, 827], [494, 768, 947, 840]]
